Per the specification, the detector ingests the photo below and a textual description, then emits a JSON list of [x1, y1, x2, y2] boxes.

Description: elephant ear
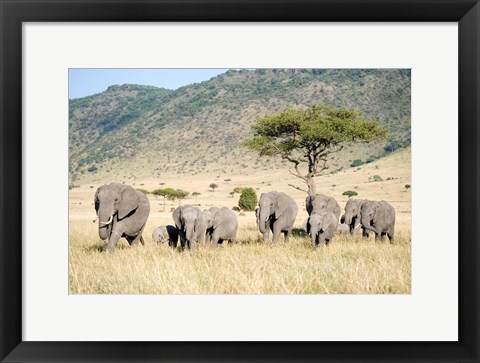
[[94, 187, 101, 215], [275, 195, 290, 219], [302, 218, 311, 234], [255, 207, 260, 225], [172, 207, 182, 230], [213, 210, 224, 229], [118, 186, 140, 220]]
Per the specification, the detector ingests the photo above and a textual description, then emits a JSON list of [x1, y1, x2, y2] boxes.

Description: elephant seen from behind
[[343, 198, 370, 237], [360, 201, 396, 243], [152, 225, 179, 247], [257, 191, 298, 243], [210, 207, 238, 246], [94, 182, 150, 252]]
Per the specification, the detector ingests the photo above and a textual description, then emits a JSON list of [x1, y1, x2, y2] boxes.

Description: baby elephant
[[336, 223, 350, 235], [152, 225, 179, 247], [303, 210, 339, 248]]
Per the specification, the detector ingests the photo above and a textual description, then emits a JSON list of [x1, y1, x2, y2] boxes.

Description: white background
[[23, 23, 458, 341]]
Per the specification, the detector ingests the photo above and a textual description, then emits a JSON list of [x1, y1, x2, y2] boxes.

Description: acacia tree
[[152, 188, 176, 212], [244, 105, 387, 197]]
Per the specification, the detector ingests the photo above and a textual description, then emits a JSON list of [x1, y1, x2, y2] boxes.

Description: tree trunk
[[307, 176, 316, 198]]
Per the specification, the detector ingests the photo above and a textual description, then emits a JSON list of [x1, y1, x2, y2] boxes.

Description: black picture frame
[[1, 1, 479, 362]]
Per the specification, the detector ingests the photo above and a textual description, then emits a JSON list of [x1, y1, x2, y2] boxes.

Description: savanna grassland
[[69, 148, 411, 294]]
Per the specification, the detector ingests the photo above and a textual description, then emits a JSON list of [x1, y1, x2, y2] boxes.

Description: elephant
[[203, 206, 220, 243], [302, 210, 338, 247], [360, 200, 396, 243], [210, 207, 238, 246], [343, 198, 370, 237], [257, 191, 298, 243], [94, 182, 150, 252], [152, 225, 179, 247], [172, 205, 207, 249], [305, 194, 341, 220], [336, 223, 350, 234]]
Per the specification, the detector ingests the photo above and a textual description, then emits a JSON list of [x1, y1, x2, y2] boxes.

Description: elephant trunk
[[98, 209, 114, 240], [344, 213, 353, 226], [310, 229, 318, 246], [258, 208, 269, 234], [361, 215, 376, 232], [185, 224, 195, 243]]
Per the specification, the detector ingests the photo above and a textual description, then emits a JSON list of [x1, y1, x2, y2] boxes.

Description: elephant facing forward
[[360, 201, 396, 243], [303, 210, 338, 247], [306, 194, 341, 220], [94, 182, 150, 252], [172, 205, 207, 249], [343, 198, 370, 237], [257, 191, 298, 243]]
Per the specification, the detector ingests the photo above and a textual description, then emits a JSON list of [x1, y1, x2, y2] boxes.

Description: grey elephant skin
[[210, 207, 238, 246], [303, 210, 338, 247], [172, 205, 207, 249], [152, 225, 179, 247], [360, 201, 396, 243], [257, 191, 298, 243], [202, 206, 220, 243], [94, 182, 150, 252], [336, 223, 350, 235], [343, 198, 370, 237], [306, 194, 341, 220]]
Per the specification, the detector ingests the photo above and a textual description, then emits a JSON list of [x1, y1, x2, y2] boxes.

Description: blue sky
[[68, 69, 229, 99]]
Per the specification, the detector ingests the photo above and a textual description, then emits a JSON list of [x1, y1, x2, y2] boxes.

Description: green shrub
[[342, 190, 358, 198], [232, 206, 241, 212], [372, 175, 383, 182], [136, 188, 150, 195], [87, 165, 97, 173], [350, 159, 363, 167], [238, 187, 258, 211], [405, 184, 411, 189]]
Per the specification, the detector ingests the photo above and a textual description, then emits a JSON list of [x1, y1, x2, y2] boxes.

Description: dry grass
[[69, 218, 410, 294], [69, 148, 411, 294]]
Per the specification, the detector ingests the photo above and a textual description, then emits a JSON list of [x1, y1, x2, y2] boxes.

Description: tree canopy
[[244, 104, 387, 196]]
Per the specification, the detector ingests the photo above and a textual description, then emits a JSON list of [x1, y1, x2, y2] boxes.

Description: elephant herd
[[94, 182, 396, 252]]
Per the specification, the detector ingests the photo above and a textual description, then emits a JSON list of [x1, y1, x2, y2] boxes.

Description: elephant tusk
[[100, 215, 113, 225], [265, 216, 269, 222], [354, 223, 361, 229]]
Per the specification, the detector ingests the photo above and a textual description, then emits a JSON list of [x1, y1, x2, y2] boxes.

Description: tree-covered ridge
[[69, 69, 410, 182]]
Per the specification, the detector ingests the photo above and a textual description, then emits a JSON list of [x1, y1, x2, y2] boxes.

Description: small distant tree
[[372, 175, 383, 182], [342, 190, 358, 198], [192, 192, 201, 203], [405, 184, 411, 189], [174, 189, 189, 206], [244, 104, 387, 197], [238, 187, 257, 211], [152, 187, 176, 212], [209, 183, 218, 192], [224, 179, 232, 182]]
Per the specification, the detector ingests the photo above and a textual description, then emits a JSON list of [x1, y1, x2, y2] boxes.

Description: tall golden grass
[[69, 217, 410, 294]]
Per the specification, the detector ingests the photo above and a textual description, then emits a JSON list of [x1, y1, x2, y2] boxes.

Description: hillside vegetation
[[69, 69, 410, 184]]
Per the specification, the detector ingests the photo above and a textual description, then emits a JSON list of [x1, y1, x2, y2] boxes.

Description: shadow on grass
[[292, 228, 308, 237]]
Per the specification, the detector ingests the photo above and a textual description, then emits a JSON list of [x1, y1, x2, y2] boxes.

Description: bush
[[366, 156, 376, 163], [350, 159, 363, 167], [372, 175, 383, 182], [405, 184, 411, 189], [232, 206, 241, 212], [238, 187, 257, 211], [87, 165, 97, 173], [342, 190, 358, 198], [136, 188, 150, 195]]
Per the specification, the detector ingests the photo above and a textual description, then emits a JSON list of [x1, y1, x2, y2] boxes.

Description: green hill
[[69, 69, 410, 183]]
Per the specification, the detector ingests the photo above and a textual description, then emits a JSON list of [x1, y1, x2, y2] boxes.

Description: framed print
[[1, 0, 479, 362]]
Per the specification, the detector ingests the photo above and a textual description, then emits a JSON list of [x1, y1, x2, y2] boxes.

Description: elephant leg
[[362, 228, 369, 239], [262, 230, 270, 243], [130, 235, 143, 247], [374, 232, 381, 242], [229, 237, 236, 245], [107, 230, 122, 252], [272, 222, 283, 243], [387, 232, 395, 244], [283, 230, 290, 243]]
